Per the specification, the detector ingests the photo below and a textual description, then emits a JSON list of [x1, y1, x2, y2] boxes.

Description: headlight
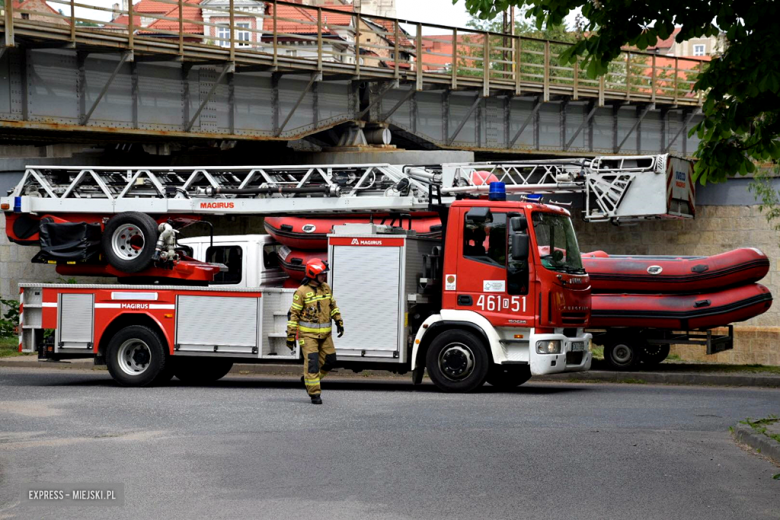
[[536, 340, 561, 354]]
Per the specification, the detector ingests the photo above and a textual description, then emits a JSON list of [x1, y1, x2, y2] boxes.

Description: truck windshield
[[531, 212, 584, 273]]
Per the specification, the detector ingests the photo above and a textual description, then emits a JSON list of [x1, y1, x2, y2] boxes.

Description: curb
[[2, 357, 780, 388], [733, 424, 780, 465]]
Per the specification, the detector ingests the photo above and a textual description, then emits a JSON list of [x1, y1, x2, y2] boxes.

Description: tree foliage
[[458, 0, 780, 185]]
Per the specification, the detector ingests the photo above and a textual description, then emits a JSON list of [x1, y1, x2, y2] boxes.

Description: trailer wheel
[[426, 330, 489, 392], [102, 212, 158, 273], [603, 339, 642, 370], [106, 325, 168, 387], [641, 344, 670, 366], [486, 365, 531, 390], [173, 358, 234, 384]]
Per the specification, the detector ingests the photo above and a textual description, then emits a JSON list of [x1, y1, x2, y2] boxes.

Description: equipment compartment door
[[57, 293, 94, 350], [330, 245, 401, 358], [175, 295, 260, 355]]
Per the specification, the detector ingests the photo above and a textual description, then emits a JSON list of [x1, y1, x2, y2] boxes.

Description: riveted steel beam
[[185, 61, 234, 132], [564, 101, 597, 151], [276, 72, 320, 137], [665, 109, 701, 153], [447, 93, 481, 146], [508, 96, 541, 148]]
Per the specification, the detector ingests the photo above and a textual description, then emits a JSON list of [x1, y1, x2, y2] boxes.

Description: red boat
[[264, 213, 442, 250], [582, 248, 770, 293], [278, 247, 328, 281], [589, 283, 772, 329]]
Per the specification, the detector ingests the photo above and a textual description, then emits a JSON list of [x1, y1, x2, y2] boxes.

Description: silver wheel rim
[[111, 224, 145, 261], [612, 344, 633, 365], [438, 342, 475, 381], [117, 339, 152, 376]]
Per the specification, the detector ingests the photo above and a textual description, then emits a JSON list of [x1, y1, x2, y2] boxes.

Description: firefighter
[[286, 258, 344, 405]]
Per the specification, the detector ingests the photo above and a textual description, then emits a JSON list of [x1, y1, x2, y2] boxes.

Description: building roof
[[647, 27, 682, 50], [264, 2, 353, 35], [12, 0, 62, 17], [112, 0, 204, 34]]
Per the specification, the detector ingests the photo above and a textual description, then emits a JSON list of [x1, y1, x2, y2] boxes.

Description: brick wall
[[574, 205, 780, 365]]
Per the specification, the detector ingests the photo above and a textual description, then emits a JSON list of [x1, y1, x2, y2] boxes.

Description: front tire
[[173, 358, 234, 384], [486, 365, 532, 390], [426, 330, 489, 393], [102, 212, 158, 273], [106, 325, 168, 387]]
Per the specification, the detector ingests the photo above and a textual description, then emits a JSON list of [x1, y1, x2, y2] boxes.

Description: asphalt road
[[0, 367, 778, 520]]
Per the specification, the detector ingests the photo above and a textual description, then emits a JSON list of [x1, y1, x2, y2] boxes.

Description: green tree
[[458, 0, 780, 185]]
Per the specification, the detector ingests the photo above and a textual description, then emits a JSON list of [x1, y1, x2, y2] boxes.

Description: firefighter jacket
[[287, 282, 342, 338]]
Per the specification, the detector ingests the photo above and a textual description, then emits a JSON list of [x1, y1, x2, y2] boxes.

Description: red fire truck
[[2, 156, 682, 391]]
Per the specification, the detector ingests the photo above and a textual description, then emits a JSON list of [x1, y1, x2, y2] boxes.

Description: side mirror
[[510, 216, 527, 233], [511, 233, 529, 259]]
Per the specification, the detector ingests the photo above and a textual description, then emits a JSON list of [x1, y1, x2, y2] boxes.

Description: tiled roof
[[112, 0, 203, 34], [264, 3, 353, 35]]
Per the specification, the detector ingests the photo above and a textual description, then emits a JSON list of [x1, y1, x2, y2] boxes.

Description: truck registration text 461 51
[[476, 295, 526, 312]]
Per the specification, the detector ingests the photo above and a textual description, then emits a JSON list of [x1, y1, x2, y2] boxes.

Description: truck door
[[453, 208, 533, 327]]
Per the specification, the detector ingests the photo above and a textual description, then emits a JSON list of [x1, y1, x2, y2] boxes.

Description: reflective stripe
[[290, 303, 303, 310], [330, 308, 340, 316], [287, 321, 298, 327], [304, 295, 331, 304], [304, 377, 320, 385], [299, 321, 331, 329], [299, 326, 332, 333]]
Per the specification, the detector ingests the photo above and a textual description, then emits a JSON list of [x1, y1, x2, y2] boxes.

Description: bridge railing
[[0, 0, 704, 105]]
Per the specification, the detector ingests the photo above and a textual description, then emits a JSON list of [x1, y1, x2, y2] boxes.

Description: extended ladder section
[[3, 154, 694, 222]]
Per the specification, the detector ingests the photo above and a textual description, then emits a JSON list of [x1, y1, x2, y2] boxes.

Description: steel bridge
[[0, 0, 704, 156]]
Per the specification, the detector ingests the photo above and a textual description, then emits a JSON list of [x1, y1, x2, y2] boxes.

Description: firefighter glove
[[336, 320, 344, 338], [286, 336, 296, 351]]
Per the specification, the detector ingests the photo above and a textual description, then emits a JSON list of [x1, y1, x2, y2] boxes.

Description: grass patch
[[0, 336, 33, 358], [591, 345, 604, 361], [740, 415, 780, 444]]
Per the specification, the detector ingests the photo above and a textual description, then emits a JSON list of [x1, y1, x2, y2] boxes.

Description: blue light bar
[[488, 182, 506, 201]]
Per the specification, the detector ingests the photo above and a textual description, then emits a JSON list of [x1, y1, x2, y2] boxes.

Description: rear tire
[[641, 344, 670, 366], [173, 358, 234, 384], [603, 339, 642, 370], [106, 325, 168, 387], [486, 365, 532, 390], [426, 330, 489, 393], [102, 212, 158, 273]]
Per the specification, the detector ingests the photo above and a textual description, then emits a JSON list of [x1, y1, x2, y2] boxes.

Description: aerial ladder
[[2, 154, 694, 281]]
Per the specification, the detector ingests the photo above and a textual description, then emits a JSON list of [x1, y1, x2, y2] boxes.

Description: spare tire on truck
[[102, 212, 158, 273]]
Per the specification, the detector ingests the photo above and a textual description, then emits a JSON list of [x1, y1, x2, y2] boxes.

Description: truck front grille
[[561, 312, 587, 325], [566, 352, 584, 365]]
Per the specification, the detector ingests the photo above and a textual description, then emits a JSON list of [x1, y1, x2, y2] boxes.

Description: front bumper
[[529, 330, 592, 376]]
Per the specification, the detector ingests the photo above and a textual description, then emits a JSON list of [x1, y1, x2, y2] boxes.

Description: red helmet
[[305, 258, 329, 278]]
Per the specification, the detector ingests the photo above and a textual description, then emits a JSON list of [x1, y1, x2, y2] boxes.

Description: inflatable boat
[[264, 213, 442, 250], [582, 248, 770, 293], [278, 247, 328, 281], [589, 283, 772, 329]]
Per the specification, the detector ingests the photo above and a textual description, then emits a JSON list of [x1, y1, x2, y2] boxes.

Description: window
[[693, 44, 705, 56], [531, 212, 584, 273], [463, 213, 507, 267], [217, 25, 230, 48], [236, 22, 251, 47], [21, 13, 30, 20], [263, 244, 280, 270], [206, 245, 243, 284]]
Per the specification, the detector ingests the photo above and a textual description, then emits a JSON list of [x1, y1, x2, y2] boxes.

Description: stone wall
[[574, 205, 779, 365]]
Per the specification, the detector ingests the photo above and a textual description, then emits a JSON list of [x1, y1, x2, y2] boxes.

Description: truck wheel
[[641, 344, 670, 366], [102, 212, 158, 273], [486, 365, 531, 390], [106, 325, 168, 387], [173, 358, 234, 384], [603, 339, 642, 370], [426, 330, 489, 392]]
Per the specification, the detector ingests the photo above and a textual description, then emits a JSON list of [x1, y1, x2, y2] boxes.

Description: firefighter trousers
[[300, 333, 337, 396]]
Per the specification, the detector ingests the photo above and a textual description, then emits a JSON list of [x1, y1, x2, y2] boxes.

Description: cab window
[[206, 245, 243, 284], [263, 244, 280, 270], [463, 213, 507, 267]]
